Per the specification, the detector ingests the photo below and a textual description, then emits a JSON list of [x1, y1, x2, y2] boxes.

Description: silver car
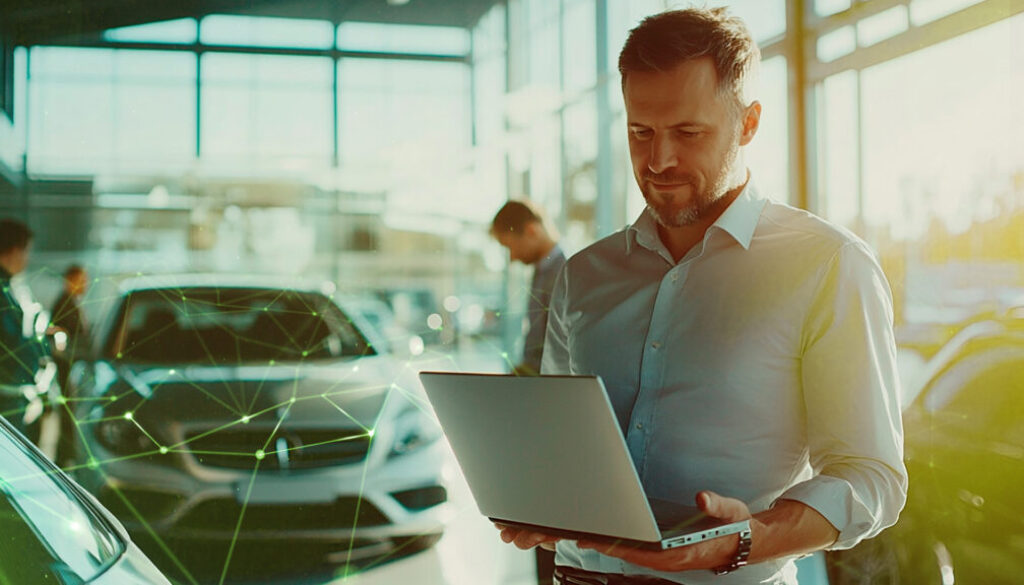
[[69, 275, 452, 580]]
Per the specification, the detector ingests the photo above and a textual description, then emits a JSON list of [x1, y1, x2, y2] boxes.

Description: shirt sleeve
[[540, 265, 571, 376], [521, 269, 554, 373], [778, 241, 908, 550]]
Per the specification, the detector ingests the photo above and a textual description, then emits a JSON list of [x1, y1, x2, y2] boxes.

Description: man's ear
[[523, 221, 544, 240], [739, 100, 761, 146]]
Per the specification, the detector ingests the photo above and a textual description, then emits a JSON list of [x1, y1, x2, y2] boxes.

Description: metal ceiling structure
[[0, 0, 503, 46]]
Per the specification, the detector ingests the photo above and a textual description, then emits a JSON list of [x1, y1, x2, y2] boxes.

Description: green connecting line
[[218, 395, 295, 584]]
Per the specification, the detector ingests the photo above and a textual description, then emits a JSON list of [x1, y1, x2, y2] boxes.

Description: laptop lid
[[418, 372, 663, 543]]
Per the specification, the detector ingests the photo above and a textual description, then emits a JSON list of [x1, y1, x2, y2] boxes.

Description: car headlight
[[388, 408, 441, 458]]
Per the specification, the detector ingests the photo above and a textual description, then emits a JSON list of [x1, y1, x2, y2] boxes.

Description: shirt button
[[635, 423, 643, 430], [671, 272, 680, 282], [651, 341, 661, 349]]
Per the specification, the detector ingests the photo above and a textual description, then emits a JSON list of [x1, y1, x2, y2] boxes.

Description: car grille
[[184, 429, 371, 470], [176, 496, 390, 530]]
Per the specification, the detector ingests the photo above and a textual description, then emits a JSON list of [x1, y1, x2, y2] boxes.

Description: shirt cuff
[[775, 474, 877, 550]]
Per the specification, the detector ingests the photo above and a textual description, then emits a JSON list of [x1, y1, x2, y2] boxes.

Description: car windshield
[[110, 287, 375, 364], [0, 424, 123, 584]]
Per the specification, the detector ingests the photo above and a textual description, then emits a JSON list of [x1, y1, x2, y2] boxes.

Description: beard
[[641, 142, 741, 229]]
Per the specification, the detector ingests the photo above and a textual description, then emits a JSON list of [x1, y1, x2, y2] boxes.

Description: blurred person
[[50, 264, 92, 467], [495, 8, 906, 585], [490, 199, 565, 584], [0, 218, 52, 444], [491, 200, 567, 377]]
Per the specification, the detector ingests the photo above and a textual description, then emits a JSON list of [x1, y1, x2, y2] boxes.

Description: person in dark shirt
[[0, 218, 50, 443], [491, 200, 566, 377], [50, 264, 92, 467], [490, 200, 566, 584]]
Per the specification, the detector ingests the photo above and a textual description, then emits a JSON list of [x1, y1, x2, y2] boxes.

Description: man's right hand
[[494, 523, 561, 551]]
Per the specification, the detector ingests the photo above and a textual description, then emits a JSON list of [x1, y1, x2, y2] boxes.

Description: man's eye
[[677, 129, 700, 138], [630, 129, 652, 139]]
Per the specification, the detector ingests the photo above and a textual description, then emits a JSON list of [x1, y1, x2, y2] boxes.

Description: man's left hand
[[577, 490, 751, 572]]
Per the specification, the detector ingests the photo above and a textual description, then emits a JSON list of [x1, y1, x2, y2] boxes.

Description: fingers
[[495, 525, 560, 550]]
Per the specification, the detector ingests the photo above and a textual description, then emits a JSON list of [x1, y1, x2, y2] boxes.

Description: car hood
[[99, 357, 406, 432]]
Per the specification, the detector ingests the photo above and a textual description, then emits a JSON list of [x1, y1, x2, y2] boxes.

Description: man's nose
[[647, 135, 678, 174]]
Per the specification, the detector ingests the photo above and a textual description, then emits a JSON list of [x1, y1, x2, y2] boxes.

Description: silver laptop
[[418, 371, 750, 550]]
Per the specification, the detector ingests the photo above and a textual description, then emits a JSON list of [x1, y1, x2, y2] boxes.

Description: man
[[497, 8, 906, 585], [50, 264, 92, 466], [491, 200, 566, 377], [0, 218, 51, 443], [491, 200, 567, 584]]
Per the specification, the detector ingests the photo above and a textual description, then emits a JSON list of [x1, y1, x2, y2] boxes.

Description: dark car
[[0, 415, 172, 584], [827, 318, 1024, 584], [68, 276, 453, 581]]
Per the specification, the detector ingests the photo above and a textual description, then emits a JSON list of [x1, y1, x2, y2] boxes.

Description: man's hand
[[495, 523, 561, 551], [576, 490, 752, 572]]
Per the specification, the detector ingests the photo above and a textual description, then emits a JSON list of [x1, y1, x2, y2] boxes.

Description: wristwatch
[[713, 520, 752, 575]]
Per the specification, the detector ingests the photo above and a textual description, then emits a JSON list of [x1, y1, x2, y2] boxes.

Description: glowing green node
[[87, 458, 99, 469], [116, 352, 123, 359], [367, 429, 376, 438], [255, 449, 265, 460], [302, 350, 308, 357], [240, 415, 251, 424], [311, 311, 318, 316], [68, 521, 82, 532], [289, 396, 297, 404], [55, 395, 66, 405], [109, 395, 117, 402], [123, 412, 133, 421], [269, 359, 276, 366], [168, 369, 176, 375], [159, 446, 168, 455], [501, 352, 508, 358]]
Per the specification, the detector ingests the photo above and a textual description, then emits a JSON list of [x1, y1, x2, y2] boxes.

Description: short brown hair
[[63, 264, 86, 280], [618, 7, 760, 109], [490, 200, 544, 237], [0, 218, 32, 254]]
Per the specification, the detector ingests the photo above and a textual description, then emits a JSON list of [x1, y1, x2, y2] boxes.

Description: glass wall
[[201, 53, 333, 175], [27, 47, 196, 176], [812, 7, 1024, 352]]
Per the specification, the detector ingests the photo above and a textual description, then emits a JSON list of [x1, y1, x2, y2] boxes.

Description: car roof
[[907, 317, 1024, 407]]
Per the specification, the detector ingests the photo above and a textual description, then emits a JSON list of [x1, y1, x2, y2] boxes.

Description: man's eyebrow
[[628, 121, 707, 129]]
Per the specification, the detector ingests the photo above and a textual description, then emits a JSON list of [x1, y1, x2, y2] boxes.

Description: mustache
[[641, 171, 694, 184]]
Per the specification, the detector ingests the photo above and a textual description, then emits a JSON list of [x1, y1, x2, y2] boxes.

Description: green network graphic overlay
[[0, 266, 535, 585]]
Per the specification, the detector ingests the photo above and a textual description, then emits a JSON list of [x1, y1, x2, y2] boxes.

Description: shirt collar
[[626, 178, 768, 256], [536, 244, 564, 271]]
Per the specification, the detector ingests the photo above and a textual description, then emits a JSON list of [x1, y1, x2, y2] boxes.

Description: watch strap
[[713, 520, 752, 575]]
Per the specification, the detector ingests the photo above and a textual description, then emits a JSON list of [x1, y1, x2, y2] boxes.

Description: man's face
[[4, 245, 30, 275], [496, 227, 544, 265], [624, 57, 753, 228], [68, 271, 89, 295]]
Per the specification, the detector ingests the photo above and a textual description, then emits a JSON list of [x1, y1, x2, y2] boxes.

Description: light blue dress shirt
[[541, 181, 907, 584]]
